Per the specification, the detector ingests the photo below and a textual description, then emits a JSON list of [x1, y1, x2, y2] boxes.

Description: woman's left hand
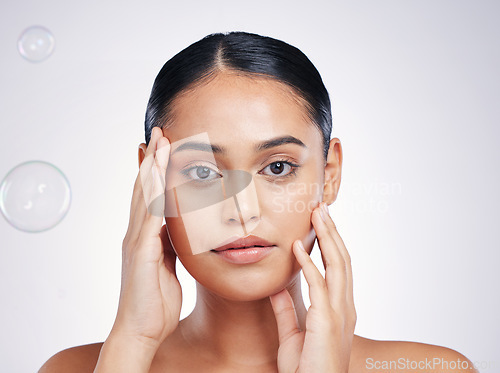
[[270, 202, 357, 373]]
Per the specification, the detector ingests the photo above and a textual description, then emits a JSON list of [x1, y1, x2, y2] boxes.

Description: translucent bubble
[[17, 25, 55, 62], [0, 161, 71, 232]]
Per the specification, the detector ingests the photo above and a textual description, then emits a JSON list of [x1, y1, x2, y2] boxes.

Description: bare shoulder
[[38, 342, 104, 373], [350, 335, 478, 373]]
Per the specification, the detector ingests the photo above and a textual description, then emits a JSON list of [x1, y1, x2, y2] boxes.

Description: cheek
[[262, 179, 322, 258], [164, 176, 224, 256], [165, 214, 215, 259], [264, 181, 322, 232], [165, 216, 190, 257], [165, 215, 215, 285]]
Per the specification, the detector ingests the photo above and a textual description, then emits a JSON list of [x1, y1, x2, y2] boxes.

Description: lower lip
[[212, 246, 275, 264]]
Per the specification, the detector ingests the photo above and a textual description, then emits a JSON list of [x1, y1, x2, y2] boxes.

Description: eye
[[182, 165, 221, 182], [260, 161, 297, 177]]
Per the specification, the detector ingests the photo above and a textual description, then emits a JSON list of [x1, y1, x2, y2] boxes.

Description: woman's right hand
[[110, 126, 181, 350]]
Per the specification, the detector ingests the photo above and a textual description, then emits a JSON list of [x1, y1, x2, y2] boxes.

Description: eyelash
[[261, 159, 300, 180], [180, 159, 300, 184], [180, 163, 220, 183]]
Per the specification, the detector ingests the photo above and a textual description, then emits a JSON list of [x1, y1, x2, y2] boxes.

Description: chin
[[195, 262, 301, 302]]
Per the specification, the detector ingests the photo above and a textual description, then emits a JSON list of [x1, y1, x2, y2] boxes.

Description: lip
[[211, 235, 276, 264], [212, 246, 275, 264], [212, 235, 275, 252]]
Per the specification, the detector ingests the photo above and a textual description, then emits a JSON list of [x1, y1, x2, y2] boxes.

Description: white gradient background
[[1, 0, 498, 371]]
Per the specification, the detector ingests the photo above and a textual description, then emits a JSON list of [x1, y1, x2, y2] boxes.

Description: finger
[[293, 240, 330, 311], [140, 135, 171, 239], [321, 202, 355, 309], [138, 129, 163, 218], [321, 203, 350, 265], [129, 127, 166, 241], [126, 127, 163, 241], [312, 206, 347, 310], [160, 224, 177, 276], [123, 173, 141, 244], [269, 288, 301, 344]]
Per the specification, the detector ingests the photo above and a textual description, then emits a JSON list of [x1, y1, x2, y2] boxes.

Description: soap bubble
[[17, 26, 55, 62], [0, 161, 71, 232]]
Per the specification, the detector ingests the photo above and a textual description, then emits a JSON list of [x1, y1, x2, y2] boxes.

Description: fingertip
[[151, 126, 159, 139], [312, 207, 321, 218], [312, 209, 329, 234], [152, 127, 165, 145], [157, 138, 168, 153], [269, 288, 290, 308], [269, 288, 281, 301], [158, 134, 169, 145], [156, 138, 171, 169], [146, 128, 160, 155], [292, 240, 308, 264]]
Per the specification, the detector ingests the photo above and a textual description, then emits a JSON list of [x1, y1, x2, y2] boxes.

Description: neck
[[179, 274, 307, 367]]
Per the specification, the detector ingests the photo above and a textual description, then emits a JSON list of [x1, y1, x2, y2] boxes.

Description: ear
[[138, 143, 147, 169], [322, 138, 343, 205]]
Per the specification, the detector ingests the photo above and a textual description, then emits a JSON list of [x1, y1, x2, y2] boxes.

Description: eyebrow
[[172, 141, 223, 154], [171, 135, 306, 155], [256, 135, 306, 151]]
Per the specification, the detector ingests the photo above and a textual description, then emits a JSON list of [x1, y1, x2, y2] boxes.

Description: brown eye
[[270, 162, 285, 174], [261, 161, 294, 177]]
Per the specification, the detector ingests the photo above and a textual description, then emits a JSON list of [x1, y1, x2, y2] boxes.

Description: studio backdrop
[[0, 0, 498, 372]]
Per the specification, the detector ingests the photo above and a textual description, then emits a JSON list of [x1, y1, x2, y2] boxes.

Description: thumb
[[160, 224, 177, 275], [269, 288, 301, 344]]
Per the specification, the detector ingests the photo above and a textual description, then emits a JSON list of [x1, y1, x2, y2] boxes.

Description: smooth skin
[[39, 73, 478, 373], [270, 203, 356, 372]]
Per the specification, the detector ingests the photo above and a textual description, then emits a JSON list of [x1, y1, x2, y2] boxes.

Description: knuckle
[[327, 311, 344, 331], [274, 305, 295, 318], [342, 259, 349, 272], [314, 276, 327, 290], [333, 259, 347, 274], [347, 308, 357, 327]]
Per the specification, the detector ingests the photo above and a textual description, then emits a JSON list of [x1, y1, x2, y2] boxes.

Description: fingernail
[[319, 206, 326, 222], [322, 202, 329, 215], [297, 240, 305, 251]]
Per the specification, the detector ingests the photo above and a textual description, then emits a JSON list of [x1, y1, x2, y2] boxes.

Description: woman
[[40, 31, 477, 372]]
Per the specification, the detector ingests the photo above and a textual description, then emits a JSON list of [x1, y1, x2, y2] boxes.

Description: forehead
[[163, 72, 320, 149]]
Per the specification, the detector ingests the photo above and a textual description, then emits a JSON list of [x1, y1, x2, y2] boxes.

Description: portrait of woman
[[2, 1, 498, 372], [37, 31, 479, 372]]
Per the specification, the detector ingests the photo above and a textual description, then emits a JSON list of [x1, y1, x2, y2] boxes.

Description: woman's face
[[161, 72, 328, 301]]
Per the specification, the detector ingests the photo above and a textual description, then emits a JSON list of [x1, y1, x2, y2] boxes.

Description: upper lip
[[212, 235, 275, 252]]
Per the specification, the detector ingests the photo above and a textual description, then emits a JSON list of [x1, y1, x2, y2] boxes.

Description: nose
[[220, 170, 260, 233]]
